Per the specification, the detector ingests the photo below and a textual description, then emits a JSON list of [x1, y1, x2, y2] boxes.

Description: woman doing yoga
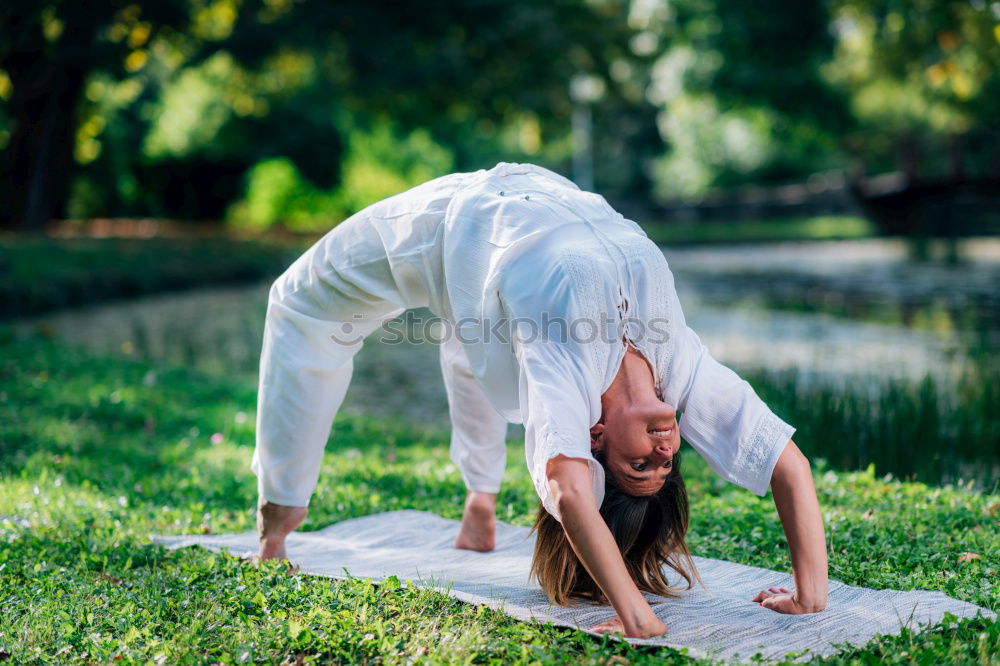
[[252, 162, 828, 638]]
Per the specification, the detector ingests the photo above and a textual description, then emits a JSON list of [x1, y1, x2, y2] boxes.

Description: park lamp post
[[570, 73, 605, 192]]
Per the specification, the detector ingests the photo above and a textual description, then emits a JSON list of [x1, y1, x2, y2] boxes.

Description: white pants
[[252, 206, 509, 506], [438, 332, 509, 493]]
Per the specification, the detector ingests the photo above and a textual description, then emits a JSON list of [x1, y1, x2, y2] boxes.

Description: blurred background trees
[[1, 0, 997, 232]]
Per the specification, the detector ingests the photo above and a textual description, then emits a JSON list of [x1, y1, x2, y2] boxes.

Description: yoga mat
[[151, 510, 995, 663]]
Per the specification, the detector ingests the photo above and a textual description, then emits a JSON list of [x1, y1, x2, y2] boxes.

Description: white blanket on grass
[[151, 510, 995, 663]]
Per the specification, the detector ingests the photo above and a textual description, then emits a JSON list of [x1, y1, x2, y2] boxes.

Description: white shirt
[[251, 162, 794, 519]]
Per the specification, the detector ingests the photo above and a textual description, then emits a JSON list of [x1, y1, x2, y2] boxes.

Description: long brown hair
[[529, 449, 701, 605]]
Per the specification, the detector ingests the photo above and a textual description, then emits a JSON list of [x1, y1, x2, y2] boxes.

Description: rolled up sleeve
[[662, 299, 794, 496], [515, 330, 605, 522]]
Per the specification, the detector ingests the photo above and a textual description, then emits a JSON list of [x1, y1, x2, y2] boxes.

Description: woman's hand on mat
[[769, 441, 830, 614], [256, 499, 307, 562], [590, 613, 667, 638], [548, 456, 668, 639], [752, 587, 825, 614]]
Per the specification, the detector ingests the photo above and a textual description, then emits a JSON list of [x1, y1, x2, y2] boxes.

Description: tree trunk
[[899, 135, 919, 183], [2, 65, 88, 232], [0, 3, 100, 233], [948, 133, 965, 182]]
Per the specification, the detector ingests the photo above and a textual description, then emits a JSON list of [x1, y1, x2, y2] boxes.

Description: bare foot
[[454, 491, 497, 552]]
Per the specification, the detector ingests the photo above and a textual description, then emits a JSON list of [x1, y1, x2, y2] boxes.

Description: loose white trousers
[[251, 188, 509, 506]]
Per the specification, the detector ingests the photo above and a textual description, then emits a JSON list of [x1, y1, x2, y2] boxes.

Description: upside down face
[[590, 397, 680, 496]]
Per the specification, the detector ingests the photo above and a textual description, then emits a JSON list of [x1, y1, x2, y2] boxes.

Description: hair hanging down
[[530, 449, 701, 606]]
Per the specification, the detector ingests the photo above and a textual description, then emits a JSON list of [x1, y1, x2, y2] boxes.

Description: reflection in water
[[665, 238, 1000, 340], [682, 301, 967, 385], [14, 239, 998, 486]]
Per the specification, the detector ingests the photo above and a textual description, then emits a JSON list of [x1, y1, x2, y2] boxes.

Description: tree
[[0, 1, 188, 231], [1, 0, 642, 229], [825, 0, 1000, 177]]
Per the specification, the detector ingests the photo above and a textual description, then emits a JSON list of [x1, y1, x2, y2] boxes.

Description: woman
[[252, 162, 828, 638]]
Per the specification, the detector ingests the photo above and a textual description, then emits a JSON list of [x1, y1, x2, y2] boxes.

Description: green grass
[[1, 335, 997, 664], [0, 235, 305, 320], [639, 215, 875, 246]]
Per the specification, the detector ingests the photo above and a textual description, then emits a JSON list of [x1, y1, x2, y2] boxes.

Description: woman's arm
[[547, 455, 667, 638], [752, 440, 828, 612]]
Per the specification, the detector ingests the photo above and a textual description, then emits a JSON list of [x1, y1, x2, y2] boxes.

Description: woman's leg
[[439, 332, 509, 551], [252, 174, 464, 559], [252, 213, 412, 518]]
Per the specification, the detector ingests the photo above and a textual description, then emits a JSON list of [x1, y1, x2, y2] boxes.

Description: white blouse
[[251, 162, 795, 519]]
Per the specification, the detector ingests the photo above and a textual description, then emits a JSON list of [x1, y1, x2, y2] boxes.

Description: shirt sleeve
[[499, 238, 607, 522], [515, 331, 606, 522], [661, 289, 795, 496]]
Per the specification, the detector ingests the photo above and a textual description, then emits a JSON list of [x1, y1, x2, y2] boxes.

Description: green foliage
[[2, 0, 640, 226], [749, 363, 1000, 490], [0, 336, 996, 663], [635, 0, 1000, 197], [227, 157, 341, 232], [826, 0, 1000, 134], [4, 0, 1000, 226], [0, 0, 193, 228], [638, 0, 850, 198], [141, 52, 241, 161], [227, 123, 454, 231], [335, 123, 454, 216]]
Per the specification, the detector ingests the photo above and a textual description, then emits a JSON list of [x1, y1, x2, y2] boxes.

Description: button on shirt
[[251, 162, 795, 520]]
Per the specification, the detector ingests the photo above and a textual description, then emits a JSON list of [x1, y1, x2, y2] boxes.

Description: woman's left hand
[[589, 613, 668, 638], [590, 614, 626, 635], [751, 587, 825, 614]]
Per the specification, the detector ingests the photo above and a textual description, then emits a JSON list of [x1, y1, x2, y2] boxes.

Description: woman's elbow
[[545, 456, 593, 508], [771, 440, 811, 487], [552, 482, 593, 517]]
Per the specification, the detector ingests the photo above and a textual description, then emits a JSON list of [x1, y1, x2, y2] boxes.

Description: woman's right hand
[[590, 613, 667, 638], [548, 456, 668, 639]]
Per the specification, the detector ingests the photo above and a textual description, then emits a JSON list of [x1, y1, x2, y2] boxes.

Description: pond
[[666, 238, 1000, 342], [15, 238, 998, 488]]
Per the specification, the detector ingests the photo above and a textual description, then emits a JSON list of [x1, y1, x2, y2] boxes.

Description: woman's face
[[590, 397, 680, 496]]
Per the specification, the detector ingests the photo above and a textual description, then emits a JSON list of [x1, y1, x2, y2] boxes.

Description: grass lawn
[[0, 236, 305, 320], [1, 334, 997, 664]]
